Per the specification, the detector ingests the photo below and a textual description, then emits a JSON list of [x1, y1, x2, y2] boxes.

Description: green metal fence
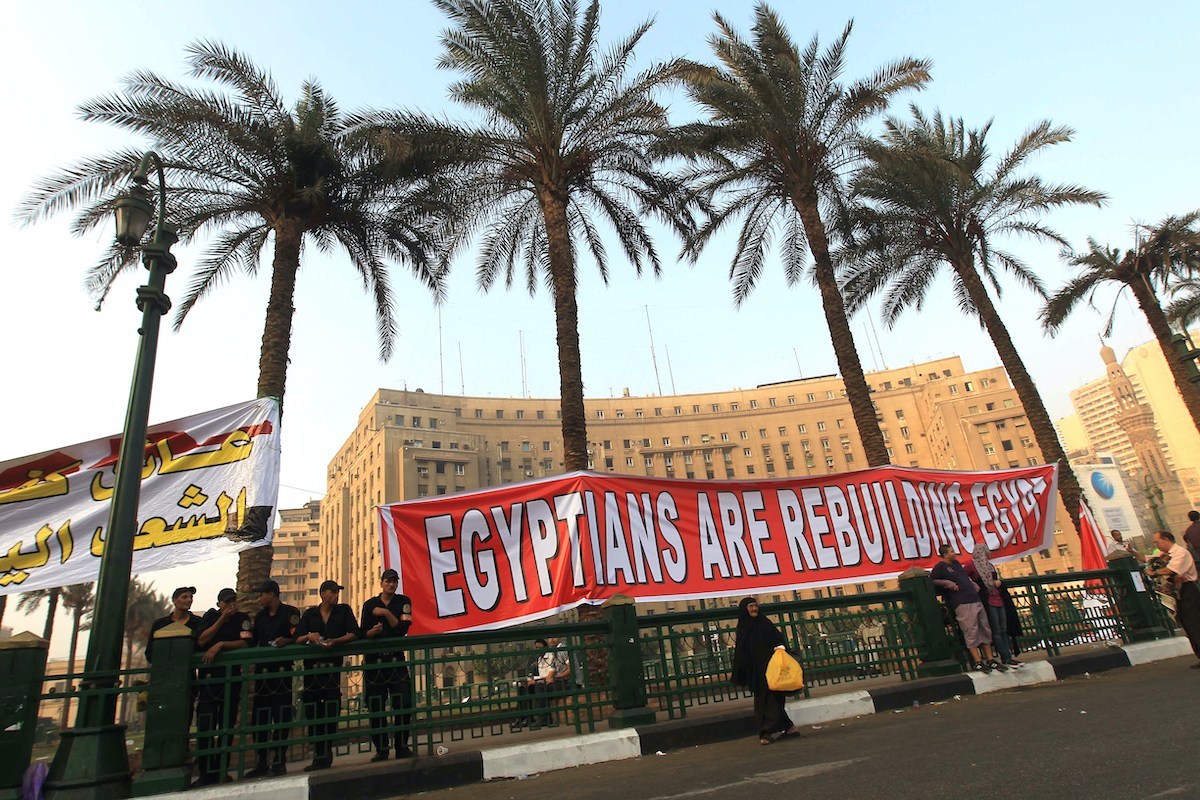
[[6, 556, 1182, 799]]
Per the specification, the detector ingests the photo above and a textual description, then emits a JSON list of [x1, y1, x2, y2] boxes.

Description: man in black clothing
[[362, 568, 414, 760], [193, 588, 252, 787], [244, 580, 300, 779], [145, 586, 204, 663], [294, 580, 359, 772]]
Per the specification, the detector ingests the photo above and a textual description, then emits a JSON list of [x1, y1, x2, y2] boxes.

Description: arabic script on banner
[[0, 398, 281, 593]]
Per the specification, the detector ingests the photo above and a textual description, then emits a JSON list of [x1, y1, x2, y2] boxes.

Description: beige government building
[[273, 355, 1088, 611]]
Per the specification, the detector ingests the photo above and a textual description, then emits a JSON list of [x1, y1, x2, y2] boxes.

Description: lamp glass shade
[[113, 191, 154, 247]]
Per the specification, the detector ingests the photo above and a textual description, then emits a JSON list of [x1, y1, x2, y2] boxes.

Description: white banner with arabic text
[[0, 398, 281, 594]]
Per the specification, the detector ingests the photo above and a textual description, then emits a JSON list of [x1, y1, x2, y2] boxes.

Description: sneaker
[[243, 766, 270, 779], [973, 661, 992, 673], [988, 660, 1008, 672]]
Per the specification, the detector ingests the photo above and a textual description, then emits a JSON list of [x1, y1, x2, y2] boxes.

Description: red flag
[[1078, 500, 1108, 572]]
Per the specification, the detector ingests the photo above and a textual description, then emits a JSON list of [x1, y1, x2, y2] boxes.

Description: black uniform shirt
[[145, 612, 204, 663], [252, 603, 301, 672], [295, 603, 360, 666], [198, 607, 253, 676], [361, 594, 412, 662]]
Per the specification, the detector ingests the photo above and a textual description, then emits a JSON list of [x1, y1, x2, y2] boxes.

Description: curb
[[155, 637, 1194, 800]]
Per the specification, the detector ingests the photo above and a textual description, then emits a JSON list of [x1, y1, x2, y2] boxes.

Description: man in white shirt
[[1151, 530, 1200, 668]]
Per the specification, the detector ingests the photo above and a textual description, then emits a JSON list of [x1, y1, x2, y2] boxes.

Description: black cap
[[172, 586, 197, 600], [254, 580, 281, 596], [319, 580, 345, 593], [381, 568, 399, 581], [217, 588, 237, 603]]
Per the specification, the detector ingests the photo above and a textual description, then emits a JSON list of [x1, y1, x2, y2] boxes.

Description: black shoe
[[190, 775, 219, 788], [269, 763, 287, 776], [988, 659, 1008, 672], [370, 751, 390, 763], [395, 746, 413, 759], [244, 766, 270, 779], [304, 761, 331, 773]]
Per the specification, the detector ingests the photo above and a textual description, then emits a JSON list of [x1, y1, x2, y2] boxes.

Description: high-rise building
[[273, 500, 321, 610], [321, 356, 1081, 611]]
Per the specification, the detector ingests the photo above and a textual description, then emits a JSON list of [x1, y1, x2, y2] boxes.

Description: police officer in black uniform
[[194, 588, 252, 787], [362, 568, 414, 760], [244, 580, 300, 778], [294, 580, 359, 772], [145, 586, 205, 663]]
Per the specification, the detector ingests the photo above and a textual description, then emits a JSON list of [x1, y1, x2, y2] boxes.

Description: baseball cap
[[254, 580, 281, 595], [172, 586, 197, 599], [381, 568, 399, 581], [319, 580, 345, 593], [217, 588, 238, 603]]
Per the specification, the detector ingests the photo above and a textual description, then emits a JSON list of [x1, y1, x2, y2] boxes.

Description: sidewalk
[[172, 635, 1194, 800]]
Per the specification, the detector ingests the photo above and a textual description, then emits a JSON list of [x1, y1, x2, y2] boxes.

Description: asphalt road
[[415, 657, 1199, 800]]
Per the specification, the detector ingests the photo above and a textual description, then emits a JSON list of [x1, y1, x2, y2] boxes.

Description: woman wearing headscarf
[[731, 597, 801, 744], [968, 543, 1021, 667]]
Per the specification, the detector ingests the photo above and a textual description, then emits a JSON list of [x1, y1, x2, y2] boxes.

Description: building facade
[[320, 356, 1082, 612], [272, 500, 321, 610]]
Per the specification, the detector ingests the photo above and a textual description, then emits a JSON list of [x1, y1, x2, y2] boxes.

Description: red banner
[[377, 465, 1058, 634]]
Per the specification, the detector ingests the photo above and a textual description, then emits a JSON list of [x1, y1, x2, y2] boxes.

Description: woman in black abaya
[[731, 597, 801, 744]]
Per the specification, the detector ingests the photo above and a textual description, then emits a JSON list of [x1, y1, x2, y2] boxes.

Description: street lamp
[[45, 152, 178, 800]]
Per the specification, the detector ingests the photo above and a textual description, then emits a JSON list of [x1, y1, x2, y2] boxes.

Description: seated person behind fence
[[193, 588, 252, 787], [930, 544, 1006, 674], [294, 580, 360, 772], [244, 580, 300, 779], [510, 637, 549, 731]]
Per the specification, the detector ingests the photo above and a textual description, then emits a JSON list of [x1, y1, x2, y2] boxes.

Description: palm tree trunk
[[791, 195, 890, 467], [954, 261, 1083, 533], [43, 587, 60, 642], [239, 220, 303, 606], [61, 608, 83, 728], [538, 190, 588, 473], [1130, 278, 1200, 432]]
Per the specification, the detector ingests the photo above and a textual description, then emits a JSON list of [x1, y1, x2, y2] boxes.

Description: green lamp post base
[[44, 724, 131, 800]]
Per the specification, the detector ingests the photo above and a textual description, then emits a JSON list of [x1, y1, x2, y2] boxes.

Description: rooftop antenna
[[519, 330, 529, 399], [665, 344, 677, 394], [438, 307, 445, 394], [792, 348, 804, 379], [458, 341, 466, 395], [645, 306, 663, 395]]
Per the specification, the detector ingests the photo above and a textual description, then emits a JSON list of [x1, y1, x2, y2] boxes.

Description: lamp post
[[45, 152, 178, 800]]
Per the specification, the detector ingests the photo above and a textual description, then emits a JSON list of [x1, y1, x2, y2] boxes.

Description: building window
[[905, 444, 916, 454], [665, 456, 674, 467], [739, 430, 749, 440], [983, 445, 996, 455], [674, 406, 682, 415], [655, 408, 662, 416], [743, 448, 752, 457], [806, 393, 815, 402], [662, 437, 671, 446], [787, 395, 796, 405], [1002, 440, 1014, 451], [750, 400, 759, 409], [825, 457, 835, 468], [747, 465, 756, 475], [900, 426, 910, 438], [693, 404, 701, 413], [595, 410, 604, 419], [836, 419, 845, 429], [896, 409, 905, 420], [781, 443, 791, 454], [605, 457, 614, 469], [721, 432, 730, 442], [703, 452, 713, 463], [643, 438, 651, 447], [682, 435, 691, 445], [537, 410, 545, 419], [826, 390, 835, 400], [949, 385, 959, 395], [516, 410, 525, 419], [798, 424, 807, 434], [817, 421, 827, 432], [455, 464, 466, 476], [964, 381, 974, 392], [635, 409, 644, 418], [644, 456, 654, 467], [626, 457, 635, 466], [968, 405, 980, 414], [543, 441, 552, 451], [731, 402, 740, 411], [712, 403, 721, 412], [475, 408, 483, 418], [616, 410, 625, 419], [821, 438, 831, 451]]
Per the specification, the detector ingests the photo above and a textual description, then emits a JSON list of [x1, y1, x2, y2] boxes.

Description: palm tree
[[419, 0, 692, 471], [1166, 276, 1200, 333], [671, 7, 930, 467], [841, 110, 1105, 531], [19, 42, 450, 601], [17, 586, 61, 642], [59, 582, 95, 727], [1042, 212, 1200, 430]]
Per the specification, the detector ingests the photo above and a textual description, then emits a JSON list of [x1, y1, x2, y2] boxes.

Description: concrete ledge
[[867, 674, 975, 712], [1122, 636, 1193, 666], [308, 751, 483, 800], [153, 775, 309, 800], [965, 661, 1056, 695], [482, 728, 640, 780], [1049, 649, 1131, 679], [786, 689, 875, 725], [635, 708, 756, 755]]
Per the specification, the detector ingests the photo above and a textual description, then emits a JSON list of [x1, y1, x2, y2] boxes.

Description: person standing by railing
[[193, 588, 251, 787], [930, 544, 1006, 674], [145, 586, 203, 663], [968, 544, 1021, 668], [295, 580, 360, 771], [1149, 531, 1200, 668], [244, 580, 299, 779], [361, 568, 413, 761], [730, 597, 801, 746]]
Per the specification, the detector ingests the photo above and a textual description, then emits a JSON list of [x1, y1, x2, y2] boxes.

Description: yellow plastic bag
[[766, 649, 804, 692]]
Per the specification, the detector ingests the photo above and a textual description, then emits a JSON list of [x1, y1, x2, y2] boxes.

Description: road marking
[[644, 759, 863, 800]]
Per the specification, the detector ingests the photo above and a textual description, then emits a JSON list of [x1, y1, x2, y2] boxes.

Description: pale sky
[[3, 1, 1197, 653]]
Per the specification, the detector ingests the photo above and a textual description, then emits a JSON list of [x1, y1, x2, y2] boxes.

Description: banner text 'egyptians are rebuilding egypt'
[[378, 464, 1058, 634]]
